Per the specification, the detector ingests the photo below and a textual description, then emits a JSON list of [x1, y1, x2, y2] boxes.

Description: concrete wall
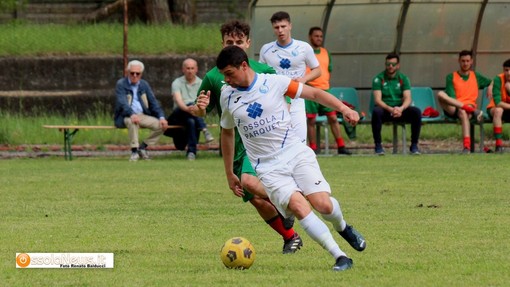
[[0, 55, 216, 117]]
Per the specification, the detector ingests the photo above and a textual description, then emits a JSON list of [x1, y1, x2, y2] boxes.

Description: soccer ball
[[220, 237, 256, 269]]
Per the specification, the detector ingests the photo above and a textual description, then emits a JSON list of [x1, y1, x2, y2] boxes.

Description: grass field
[[1, 154, 509, 286]]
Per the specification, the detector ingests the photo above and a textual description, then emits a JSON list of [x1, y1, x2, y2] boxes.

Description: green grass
[[1, 154, 509, 286], [0, 22, 221, 56]]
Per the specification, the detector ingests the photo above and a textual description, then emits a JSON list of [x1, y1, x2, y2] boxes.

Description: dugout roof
[[248, 0, 510, 93]]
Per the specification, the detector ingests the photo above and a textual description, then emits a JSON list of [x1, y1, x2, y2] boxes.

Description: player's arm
[[221, 127, 243, 197], [298, 84, 359, 125]]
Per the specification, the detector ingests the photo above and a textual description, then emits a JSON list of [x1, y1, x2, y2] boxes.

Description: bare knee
[[307, 192, 333, 214]]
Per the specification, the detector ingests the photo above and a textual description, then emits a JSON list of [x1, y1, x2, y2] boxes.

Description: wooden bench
[[43, 125, 184, 160]]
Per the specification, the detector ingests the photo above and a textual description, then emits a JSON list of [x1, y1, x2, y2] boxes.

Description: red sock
[[494, 127, 503, 147], [266, 216, 295, 240], [463, 137, 471, 149], [309, 142, 317, 150], [336, 138, 345, 148]]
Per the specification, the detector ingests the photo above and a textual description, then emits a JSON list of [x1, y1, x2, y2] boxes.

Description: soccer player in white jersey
[[259, 11, 321, 143], [207, 45, 366, 271]]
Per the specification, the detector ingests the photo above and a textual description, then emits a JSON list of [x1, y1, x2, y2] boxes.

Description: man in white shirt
[[259, 11, 321, 143], [203, 45, 366, 271]]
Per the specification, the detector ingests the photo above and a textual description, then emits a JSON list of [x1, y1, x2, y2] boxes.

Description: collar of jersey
[[237, 73, 258, 92], [276, 39, 294, 49]]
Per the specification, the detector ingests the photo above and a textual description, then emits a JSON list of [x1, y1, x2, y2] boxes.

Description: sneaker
[[203, 129, 214, 143], [187, 152, 196, 161], [338, 146, 352, 155], [339, 225, 366, 252], [138, 149, 150, 160], [282, 215, 295, 230], [495, 146, 504, 153], [473, 109, 484, 123], [410, 144, 420, 155], [375, 144, 385, 155], [129, 152, 139, 162], [332, 256, 353, 271], [282, 233, 303, 254], [462, 148, 471, 154]]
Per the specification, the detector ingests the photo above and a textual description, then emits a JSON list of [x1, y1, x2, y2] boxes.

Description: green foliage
[[0, 22, 221, 56], [0, 0, 21, 13], [1, 155, 509, 286]]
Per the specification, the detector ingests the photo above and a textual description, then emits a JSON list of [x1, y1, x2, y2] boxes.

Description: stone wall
[[0, 55, 216, 117]]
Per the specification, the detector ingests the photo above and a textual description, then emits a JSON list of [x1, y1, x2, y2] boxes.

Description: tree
[[83, 0, 176, 25], [0, 0, 21, 12]]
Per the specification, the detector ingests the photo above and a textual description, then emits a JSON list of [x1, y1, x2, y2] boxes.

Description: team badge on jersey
[[246, 102, 263, 119]]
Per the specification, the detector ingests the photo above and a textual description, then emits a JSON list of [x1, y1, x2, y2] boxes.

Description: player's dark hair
[[459, 50, 473, 58], [270, 11, 290, 23], [220, 20, 250, 40], [386, 53, 400, 63], [216, 45, 249, 70], [503, 59, 510, 68], [308, 26, 322, 36]]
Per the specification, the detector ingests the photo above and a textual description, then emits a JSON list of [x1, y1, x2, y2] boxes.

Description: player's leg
[[305, 100, 319, 152], [237, 156, 302, 254], [457, 108, 472, 152], [324, 109, 351, 155], [490, 107, 504, 152], [402, 106, 422, 154]]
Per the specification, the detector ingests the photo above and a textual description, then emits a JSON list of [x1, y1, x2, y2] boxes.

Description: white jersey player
[[259, 11, 321, 143], [212, 45, 366, 272]]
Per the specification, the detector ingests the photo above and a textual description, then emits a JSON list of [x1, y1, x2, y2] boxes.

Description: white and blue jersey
[[220, 73, 304, 165]]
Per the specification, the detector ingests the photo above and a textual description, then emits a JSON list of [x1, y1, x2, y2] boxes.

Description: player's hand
[[226, 173, 244, 197], [196, 90, 210, 110], [342, 108, 360, 126]]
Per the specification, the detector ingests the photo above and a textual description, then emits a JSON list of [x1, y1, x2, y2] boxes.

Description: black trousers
[[371, 106, 422, 145]]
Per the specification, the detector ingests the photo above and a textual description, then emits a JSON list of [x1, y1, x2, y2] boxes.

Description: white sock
[[321, 197, 347, 232], [299, 212, 345, 259]]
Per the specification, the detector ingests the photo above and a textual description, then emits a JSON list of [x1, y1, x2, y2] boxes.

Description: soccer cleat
[[282, 233, 303, 254], [338, 146, 352, 155], [203, 129, 214, 143], [187, 152, 196, 161], [129, 152, 139, 162], [495, 146, 504, 153], [410, 144, 421, 155], [339, 225, 366, 252], [332, 256, 353, 271], [375, 144, 385, 155], [138, 149, 150, 160], [282, 214, 295, 230]]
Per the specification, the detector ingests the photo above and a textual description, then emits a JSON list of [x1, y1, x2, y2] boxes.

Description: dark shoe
[[339, 225, 366, 252], [282, 233, 303, 254], [410, 144, 421, 155], [332, 256, 353, 271], [375, 144, 385, 155], [282, 214, 295, 230], [138, 149, 150, 160], [495, 146, 504, 153], [338, 146, 352, 155], [462, 148, 471, 154]]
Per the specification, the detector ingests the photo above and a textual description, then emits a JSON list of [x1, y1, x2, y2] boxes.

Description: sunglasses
[[385, 62, 398, 67], [130, 72, 141, 76]]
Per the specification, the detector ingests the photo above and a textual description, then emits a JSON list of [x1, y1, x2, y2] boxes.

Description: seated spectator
[[486, 58, 510, 153], [436, 50, 492, 153], [371, 53, 422, 155], [168, 58, 213, 160], [114, 60, 168, 161]]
